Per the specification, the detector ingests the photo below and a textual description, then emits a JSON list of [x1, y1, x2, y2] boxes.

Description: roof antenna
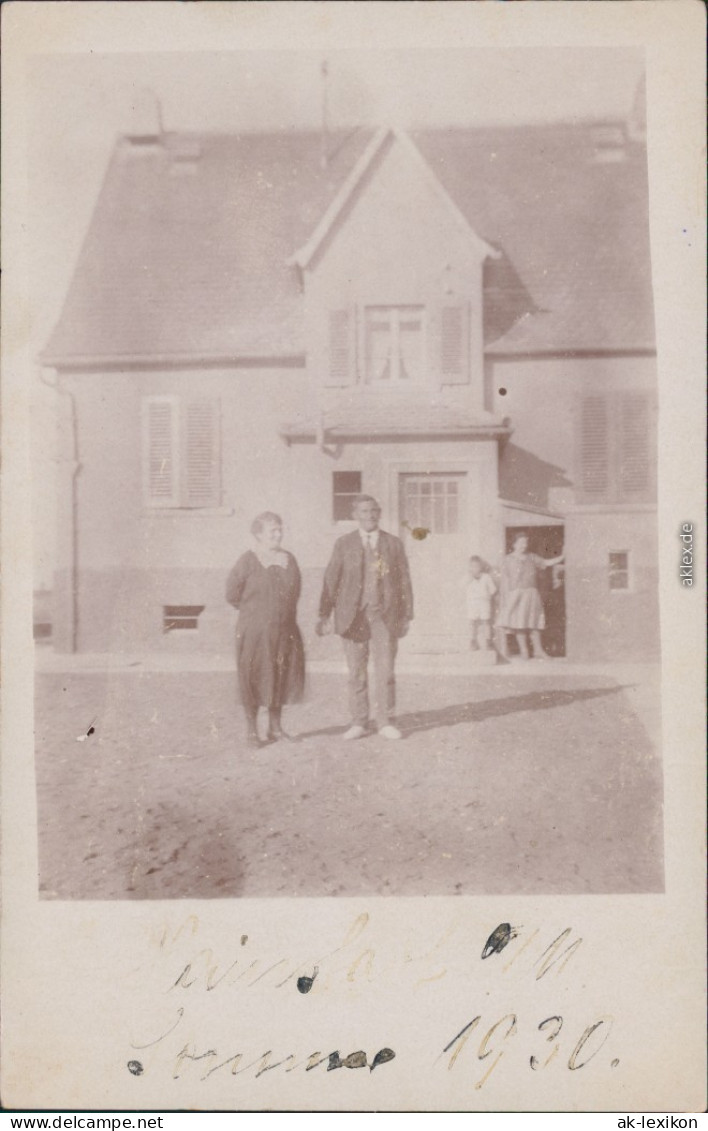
[[320, 59, 329, 171]]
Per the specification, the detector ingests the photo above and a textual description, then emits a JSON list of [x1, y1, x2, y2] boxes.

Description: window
[[163, 605, 205, 632], [364, 306, 425, 384], [608, 552, 630, 591], [143, 396, 221, 508], [332, 471, 362, 522], [400, 473, 461, 535], [577, 390, 655, 504]]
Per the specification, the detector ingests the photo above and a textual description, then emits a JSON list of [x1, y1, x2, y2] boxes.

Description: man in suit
[[317, 495, 414, 740]]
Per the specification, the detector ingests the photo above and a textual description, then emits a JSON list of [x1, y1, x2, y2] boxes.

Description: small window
[[163, 605, 205, 632], [608, 552, 630, 591], [332, 471, 362, 521]]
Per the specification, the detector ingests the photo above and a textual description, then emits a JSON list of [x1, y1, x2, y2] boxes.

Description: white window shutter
[[440, 303, 470, 385], [325, 308, 356, 386], [579, 394, 610, 500], [618, 391, 651, 498], [184, 399, 220, 508], [143, 397, 179, 507]]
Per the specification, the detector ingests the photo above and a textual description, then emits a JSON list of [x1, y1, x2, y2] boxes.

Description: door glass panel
[[400, 473, 464, 535], [446, 493, 458, 533]]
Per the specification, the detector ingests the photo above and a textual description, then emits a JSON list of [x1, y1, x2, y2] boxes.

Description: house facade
[[43, 105, 659, 661]]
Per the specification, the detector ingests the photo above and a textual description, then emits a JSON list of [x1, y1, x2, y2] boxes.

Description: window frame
[[362, 304, 427, 387], [399, 471, 464, 536], [332, 470, 363, 523], [608, 550, 632, 593], [163, 605, 206, 633]]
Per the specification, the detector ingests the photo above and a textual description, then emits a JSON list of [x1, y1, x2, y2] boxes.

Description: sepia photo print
[[32, 47, 664, 903]]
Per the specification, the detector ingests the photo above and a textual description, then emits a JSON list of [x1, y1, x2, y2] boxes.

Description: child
[[466, 556, 497, 650]]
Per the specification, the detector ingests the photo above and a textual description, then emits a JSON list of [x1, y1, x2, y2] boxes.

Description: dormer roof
[[287, 127, 499, 271]]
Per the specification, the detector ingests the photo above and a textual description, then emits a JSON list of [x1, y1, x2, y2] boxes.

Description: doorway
[[398, 471, 468, 651], [504, 524, 565, 657]]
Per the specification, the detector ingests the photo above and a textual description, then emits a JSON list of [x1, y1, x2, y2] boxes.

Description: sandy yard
[[34, 664, 663, 900]]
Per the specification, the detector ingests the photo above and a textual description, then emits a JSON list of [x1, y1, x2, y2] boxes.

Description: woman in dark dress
[[225, 512, 305, 748]]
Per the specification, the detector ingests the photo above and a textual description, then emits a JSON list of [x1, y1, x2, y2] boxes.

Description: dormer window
[[364, 306, 425, 384], [323, 301, 473, 390]]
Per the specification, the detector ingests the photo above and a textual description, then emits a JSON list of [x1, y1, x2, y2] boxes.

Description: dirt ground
[[34, 665, 664, 900]]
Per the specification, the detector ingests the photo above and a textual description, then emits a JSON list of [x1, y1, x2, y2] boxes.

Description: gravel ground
[[34, 668, 664, 899]]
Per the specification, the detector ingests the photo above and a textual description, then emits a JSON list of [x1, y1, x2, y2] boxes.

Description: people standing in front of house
[[466, 555, 497, 651], [496, 532, 564, 660], [226, 512, 305, 748], [317, 495, 414, 741]]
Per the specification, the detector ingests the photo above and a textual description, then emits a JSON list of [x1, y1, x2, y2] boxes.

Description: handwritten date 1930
[[440, 1013, 615, 1090]]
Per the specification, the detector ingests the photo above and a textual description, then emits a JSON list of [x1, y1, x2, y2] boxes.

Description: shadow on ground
[[297, 684, 628, 739], [34, 670, 664, 899]]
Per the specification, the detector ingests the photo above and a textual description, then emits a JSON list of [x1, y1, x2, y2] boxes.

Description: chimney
[[126, 89, 163, 143], [320, 59, 329, 171]]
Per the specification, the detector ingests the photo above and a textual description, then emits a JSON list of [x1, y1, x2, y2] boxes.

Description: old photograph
[[31, 46, 663, 901]]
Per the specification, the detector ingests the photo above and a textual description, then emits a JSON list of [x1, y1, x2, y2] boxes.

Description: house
[[42, 97, 659, 661]]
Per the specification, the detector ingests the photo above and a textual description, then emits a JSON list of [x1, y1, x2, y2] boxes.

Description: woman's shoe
[[266, 726, 296, 743], [246, 730, 264, 749]]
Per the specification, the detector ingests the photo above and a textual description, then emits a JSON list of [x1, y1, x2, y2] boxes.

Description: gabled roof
[[287, 127, 499, 270], [43, 121, 655, 366], [44, 129, 376, 365]]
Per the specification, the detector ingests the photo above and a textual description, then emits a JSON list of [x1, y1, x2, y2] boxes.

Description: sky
[[28, 47, 645, 586]]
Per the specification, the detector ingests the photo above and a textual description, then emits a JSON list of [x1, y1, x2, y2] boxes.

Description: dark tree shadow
[[296, 684, 629, 740]]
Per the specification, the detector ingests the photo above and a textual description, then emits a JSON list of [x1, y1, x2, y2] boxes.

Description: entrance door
[[504, 524, 566, 656], [398, 472, 469, 652]]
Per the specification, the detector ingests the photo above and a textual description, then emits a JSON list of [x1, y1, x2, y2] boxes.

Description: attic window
[[364, 306, 425, 384], [163, 605, 205, 632]]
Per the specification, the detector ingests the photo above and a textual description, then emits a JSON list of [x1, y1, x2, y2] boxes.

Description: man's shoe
[[342, 725, 368, 740], [378, 724, 402, 740]]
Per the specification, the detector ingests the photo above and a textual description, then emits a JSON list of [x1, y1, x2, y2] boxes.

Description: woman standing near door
[[497, 532, 564, 659]]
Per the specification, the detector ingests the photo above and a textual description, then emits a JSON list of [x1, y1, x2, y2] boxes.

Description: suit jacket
[[319, 528, 414, 639]]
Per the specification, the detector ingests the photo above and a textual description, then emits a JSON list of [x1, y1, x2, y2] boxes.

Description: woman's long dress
[[225, 550, 305, 715], [497, 552, 547, 631]]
